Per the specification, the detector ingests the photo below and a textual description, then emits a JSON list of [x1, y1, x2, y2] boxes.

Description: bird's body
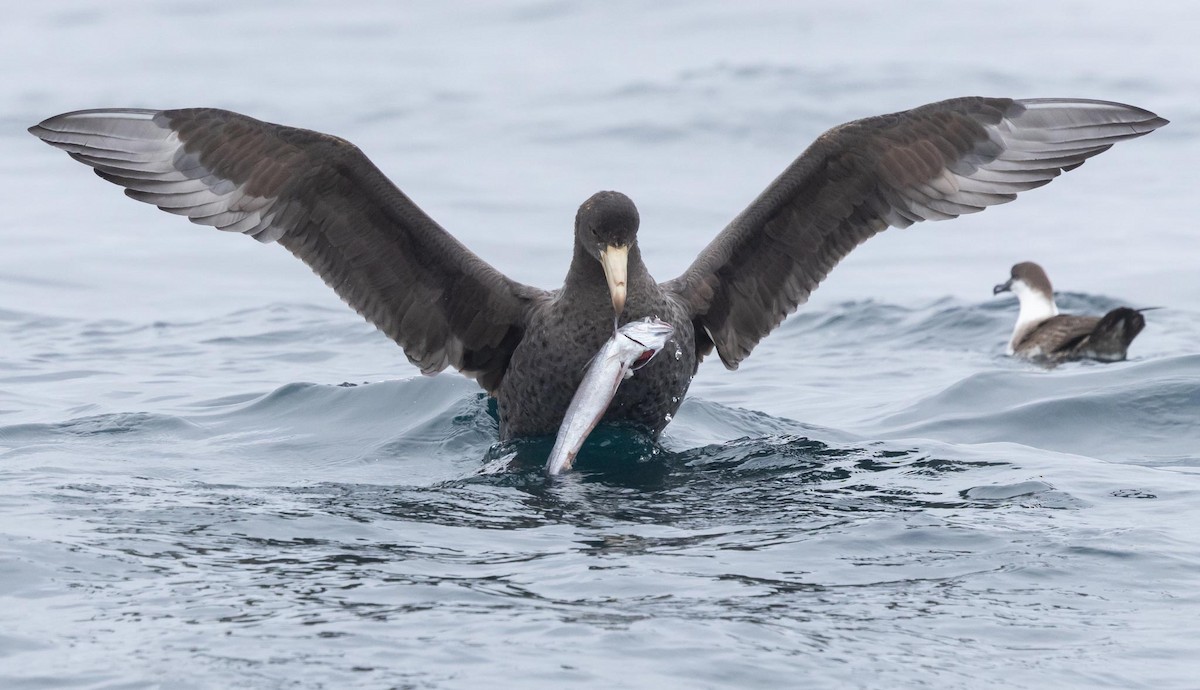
[[995, 261, 1147, 364], [29, 98, 1167, 439], [500, 249, 695, 437]]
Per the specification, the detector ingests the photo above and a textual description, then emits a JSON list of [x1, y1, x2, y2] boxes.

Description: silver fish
[[545, 318, 676, 475]]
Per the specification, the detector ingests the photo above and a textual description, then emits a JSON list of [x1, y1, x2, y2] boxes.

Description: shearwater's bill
[[546, 318, 675, 475]]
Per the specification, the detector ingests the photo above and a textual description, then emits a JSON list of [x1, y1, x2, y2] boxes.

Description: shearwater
[[993, 261, 1147, 364]]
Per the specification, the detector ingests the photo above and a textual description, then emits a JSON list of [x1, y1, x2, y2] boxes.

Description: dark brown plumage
[[29, 97, 1167, 438], [1014, 310, 1146, 364]]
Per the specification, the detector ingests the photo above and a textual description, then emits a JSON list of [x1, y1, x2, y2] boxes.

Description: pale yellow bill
[[600, 245, 628, 315]]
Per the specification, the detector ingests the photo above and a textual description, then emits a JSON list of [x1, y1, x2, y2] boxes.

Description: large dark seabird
[[994, 261, 1148, 364], [29, 97, 1166, 439]]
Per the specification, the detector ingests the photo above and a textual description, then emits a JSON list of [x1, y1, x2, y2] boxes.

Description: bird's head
[[575, 191, 640, 316], [994, 261, 1053, 301]]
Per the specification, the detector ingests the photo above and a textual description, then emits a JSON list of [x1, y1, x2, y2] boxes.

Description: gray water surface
[[2, 2, 1199, 688]]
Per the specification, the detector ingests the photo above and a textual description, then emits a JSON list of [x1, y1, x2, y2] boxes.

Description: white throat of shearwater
[[1008, 278, 1059, 354]]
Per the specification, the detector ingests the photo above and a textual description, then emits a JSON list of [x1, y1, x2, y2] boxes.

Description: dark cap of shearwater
[[994, 261, 1053, 297], [27, 97, 1167, 441]]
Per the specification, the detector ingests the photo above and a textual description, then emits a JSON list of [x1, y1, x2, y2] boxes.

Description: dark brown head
[[575, 191, 640, 315], [994, 261, 1053, 299]]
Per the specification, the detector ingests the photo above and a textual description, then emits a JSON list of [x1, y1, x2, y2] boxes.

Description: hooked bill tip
[[611, 286, 626, 315]]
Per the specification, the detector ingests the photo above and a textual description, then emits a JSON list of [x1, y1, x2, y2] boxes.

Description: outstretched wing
[[664, 97, 1167, 368], [30, 108, 547, 393]]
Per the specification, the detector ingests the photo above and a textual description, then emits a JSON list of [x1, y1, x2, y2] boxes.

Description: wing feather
[[30, 108, 548, 392]]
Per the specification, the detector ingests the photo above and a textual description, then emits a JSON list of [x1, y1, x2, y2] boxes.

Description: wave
[[874, 354, 1200, 465], [3, 297, 1196, 486]]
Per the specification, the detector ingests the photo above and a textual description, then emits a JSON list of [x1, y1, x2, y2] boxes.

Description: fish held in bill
[[545, 318, 676, 476]]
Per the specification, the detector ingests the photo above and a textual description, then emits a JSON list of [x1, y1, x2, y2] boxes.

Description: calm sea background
[[2, 2, 1198, 688]]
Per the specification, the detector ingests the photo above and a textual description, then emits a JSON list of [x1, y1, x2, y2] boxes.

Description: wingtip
[[1015, 98, 1169, 135], [28, 109, 168, 143], [28, 116, 70, 145], [1130, 114, 1169, 136], [27, 113, 66, 140]]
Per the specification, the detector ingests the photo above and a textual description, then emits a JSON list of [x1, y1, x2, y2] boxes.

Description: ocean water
[[2, 1, 1199, 688]]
